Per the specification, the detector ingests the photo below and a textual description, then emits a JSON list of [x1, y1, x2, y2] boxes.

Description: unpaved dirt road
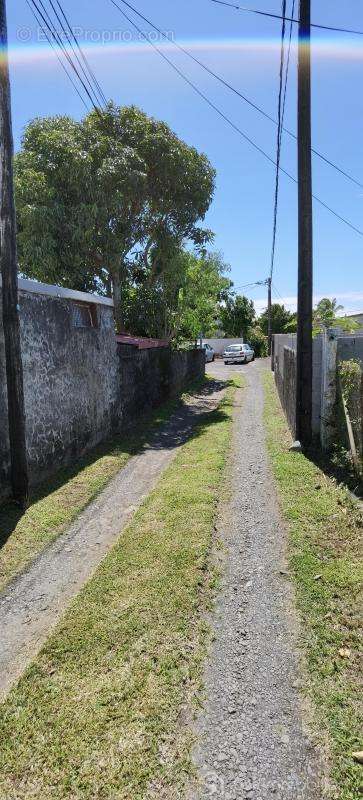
[[192, 359, 323, 800]]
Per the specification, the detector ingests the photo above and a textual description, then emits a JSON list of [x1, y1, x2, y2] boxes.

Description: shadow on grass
[[305, 443, 363, 501], [0, 376, 233, 551]]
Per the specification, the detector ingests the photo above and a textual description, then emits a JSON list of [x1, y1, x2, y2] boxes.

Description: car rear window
[[226, 345, 243, 352]]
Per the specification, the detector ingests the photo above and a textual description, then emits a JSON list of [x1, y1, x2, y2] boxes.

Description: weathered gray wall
[[273, 334, 322, 436], [274, 346, 297, 436], [118, 346, 205, 425], [0, 291, 119, 496], [273, 331, 363, 449], [337, 336, 363, 363], [0, 289, 204, 499]]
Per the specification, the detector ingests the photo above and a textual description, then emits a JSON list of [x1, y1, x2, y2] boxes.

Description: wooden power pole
[[267, 277, 272, 356], [0, 0, 29, 505], [296, 0, 313, 447]]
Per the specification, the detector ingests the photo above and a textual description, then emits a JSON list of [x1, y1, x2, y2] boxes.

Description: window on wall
[[71, 302, 98, 328]]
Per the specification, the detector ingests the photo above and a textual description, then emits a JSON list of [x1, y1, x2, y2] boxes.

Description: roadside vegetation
[[0, 379, 240, 800], [0, 383, 206, 595], [263, 372, 363, 800]]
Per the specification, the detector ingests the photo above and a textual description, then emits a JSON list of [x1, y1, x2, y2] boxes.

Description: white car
[[202, 343, 215, 363], [223, 343, 255, 365]]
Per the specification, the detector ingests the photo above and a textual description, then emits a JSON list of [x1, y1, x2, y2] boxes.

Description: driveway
[[192, 358, 323, 799]]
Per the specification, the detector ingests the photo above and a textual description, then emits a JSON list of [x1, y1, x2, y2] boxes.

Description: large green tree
[[15, 104, 215, 331], [219, 295, 255, 338]]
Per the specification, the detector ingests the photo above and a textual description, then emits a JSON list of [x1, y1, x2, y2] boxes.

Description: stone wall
[[0, 282, 204, 499]]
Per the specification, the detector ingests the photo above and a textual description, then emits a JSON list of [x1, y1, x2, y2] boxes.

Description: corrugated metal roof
[[116, 334, 169, 350]]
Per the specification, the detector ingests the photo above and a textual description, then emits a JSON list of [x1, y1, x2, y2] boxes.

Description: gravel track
[[0, 381, 225, 700], [192, 360, 323, 800]]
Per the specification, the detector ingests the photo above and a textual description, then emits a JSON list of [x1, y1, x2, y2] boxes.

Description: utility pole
[[0, 0, 29, 505], [296, 0, 313, 447], [267, 276, 272, 356]]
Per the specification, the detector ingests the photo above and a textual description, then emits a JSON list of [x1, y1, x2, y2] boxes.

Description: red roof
[[116, 334, 169, 350]]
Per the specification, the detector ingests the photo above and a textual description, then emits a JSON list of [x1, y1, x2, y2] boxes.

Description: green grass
[[0, 383, 208, 596], [0, 381, 239, 800], [263, 371, 363, 800]]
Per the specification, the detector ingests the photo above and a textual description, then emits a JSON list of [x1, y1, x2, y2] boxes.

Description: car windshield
[[226, 345, 243, 352]]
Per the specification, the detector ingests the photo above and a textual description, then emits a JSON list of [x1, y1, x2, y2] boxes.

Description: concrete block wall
[[273, 334, 322, 435], [273, 330, 363, 451], [202, 338, 245, 356]]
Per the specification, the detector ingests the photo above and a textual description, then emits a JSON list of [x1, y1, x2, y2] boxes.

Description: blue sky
[[7, 0, 363, 314]]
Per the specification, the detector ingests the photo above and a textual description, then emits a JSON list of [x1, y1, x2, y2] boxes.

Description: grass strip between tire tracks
[[263, 371, 362, 800], [0, 379, 240, 800], [0, 380, 209, 596]]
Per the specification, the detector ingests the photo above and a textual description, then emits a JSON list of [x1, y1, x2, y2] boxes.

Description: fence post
[[320, 328, 339, 451]]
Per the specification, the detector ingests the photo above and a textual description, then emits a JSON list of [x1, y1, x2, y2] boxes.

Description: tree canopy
[[123, 249, 231, 341], [15, 104, 216, 331], [259, 303, 294, 335], [313, 298, 343, 328], [219, 295, 255, 338]]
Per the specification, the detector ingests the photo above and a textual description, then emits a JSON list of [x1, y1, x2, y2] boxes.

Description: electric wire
[[40, 0, 105, 108], [233, 279, 268, 291], [109, 0, 362, 190], [210, 0, 363, 37], [269, 0, 287, 282], [27, 0, 102, 112], [280, 0, 295, 135], [52, 0, 108, 106], [272, 282, 285, 301], [25, 0, 91, 111], [107, 0, 363, 237]]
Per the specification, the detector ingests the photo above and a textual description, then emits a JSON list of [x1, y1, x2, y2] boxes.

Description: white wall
[[203, 337, 244, 356]]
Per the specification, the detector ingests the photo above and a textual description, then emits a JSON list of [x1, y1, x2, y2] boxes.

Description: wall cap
[[0, 276, 114, 307]]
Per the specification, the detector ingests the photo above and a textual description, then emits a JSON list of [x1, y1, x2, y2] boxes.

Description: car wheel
[[224, 361, 228, 365], [212, 354, 215, 361]]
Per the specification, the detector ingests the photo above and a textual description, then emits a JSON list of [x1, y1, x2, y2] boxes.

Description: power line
[[210, 0, 363, 37], [52, 0, 108, 106], [107, 0, 363, 237], [281, 0, 295, 133], [109, 0, 363, 190], [27, 0, 103, 112], [233, 279, 268, 291], [272, 282, 285, 302], [40, 0, 105, 108], [25, 0, 91, 111], [269, 0, 287, 282]]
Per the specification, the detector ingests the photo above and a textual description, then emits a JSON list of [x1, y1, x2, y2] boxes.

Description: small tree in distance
[[219, 295, 255, 338], [259, 303, 294, 335]]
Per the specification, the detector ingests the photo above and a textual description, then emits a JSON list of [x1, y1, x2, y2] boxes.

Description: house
[[345, 312, 363, 329]]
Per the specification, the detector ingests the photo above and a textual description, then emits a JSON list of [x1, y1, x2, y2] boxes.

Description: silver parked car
[[202, 343, 215, 363], [223, 343, 255, 365]]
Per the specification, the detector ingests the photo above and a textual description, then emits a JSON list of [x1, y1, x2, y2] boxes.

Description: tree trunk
[[111, 269, 124, 333]]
